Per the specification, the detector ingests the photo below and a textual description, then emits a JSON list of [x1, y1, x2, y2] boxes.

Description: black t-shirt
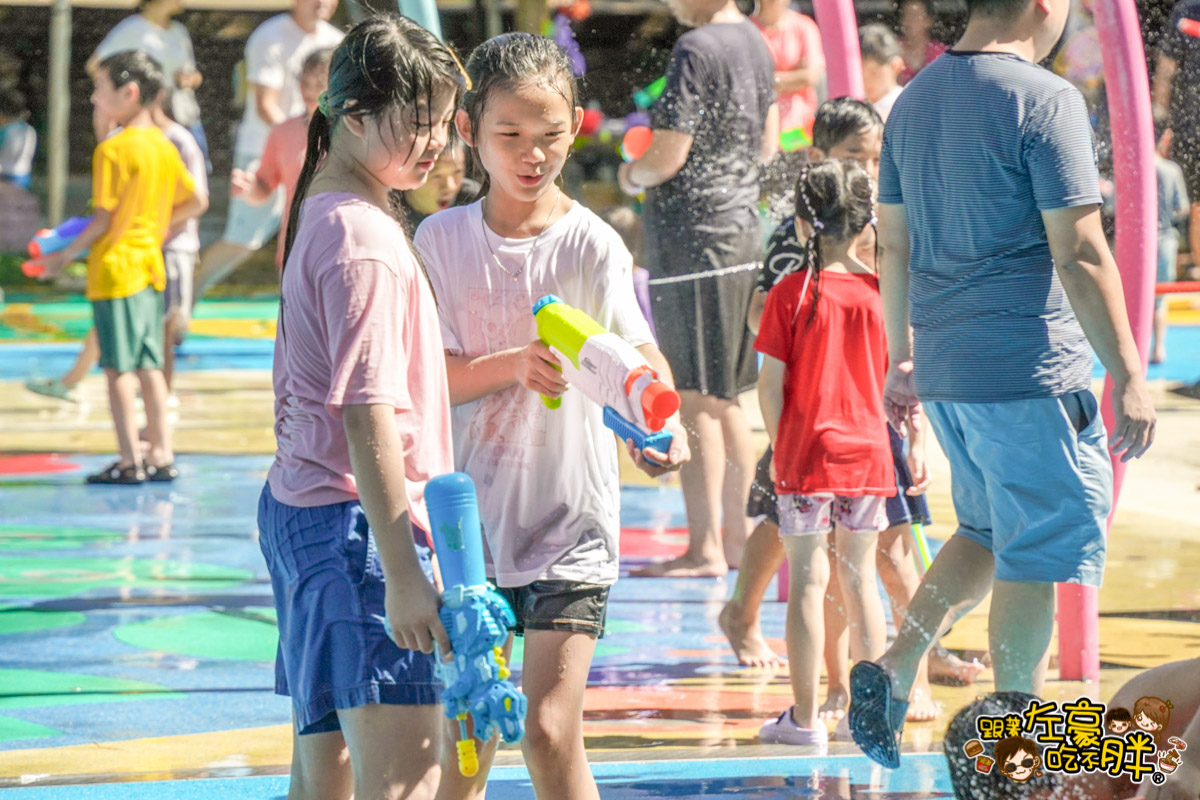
[[643, 19, 775, 277], [1163, 0, 1200, 139], [756, 216, 805, 292]]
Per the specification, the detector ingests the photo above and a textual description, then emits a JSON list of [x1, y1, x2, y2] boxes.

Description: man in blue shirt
[[848, 0, 1156, 769]]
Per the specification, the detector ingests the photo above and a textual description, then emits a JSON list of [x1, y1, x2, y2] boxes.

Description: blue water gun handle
[[603, 406, 672, 467]]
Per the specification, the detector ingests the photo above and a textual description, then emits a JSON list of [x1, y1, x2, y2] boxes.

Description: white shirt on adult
[[415, 200, 655, 588], [93, 15, 202, 126], [234, 13, 343, 158], [873, 84, 904, 122]]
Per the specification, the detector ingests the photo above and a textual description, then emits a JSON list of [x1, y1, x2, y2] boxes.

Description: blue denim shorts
[[257, 483, 440, 735], [924, 391, 1111, 587]]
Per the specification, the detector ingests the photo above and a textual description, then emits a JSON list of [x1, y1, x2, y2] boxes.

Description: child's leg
[[106, 368, 142, 466], [337, 704, 445, 800], [634, 391, 727, 577], [833, 525, 886, 665], [781, 532, 830, 729], [820, 536, 849, 719], [718, 517, 785, 667], [718, 398, 756, 568], [64, 328, 100, 387], [137, 368, 173, 467], [519, 629, 601, 800], [876, 524, 938, 721], [287, 721, 352, 800]]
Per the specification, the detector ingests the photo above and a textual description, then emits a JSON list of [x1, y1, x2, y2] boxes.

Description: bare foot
[[718, 602, 785, 667], [906, 685, 940, 722], [819, 685, 848, 720], [929, 645, 986, 687], [629, 554, 729, 578]]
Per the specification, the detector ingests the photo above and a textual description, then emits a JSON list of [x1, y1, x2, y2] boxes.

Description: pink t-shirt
[[267, 192, 453, 534], [755, 9, 826, 136], [256, 114, 309, 270]]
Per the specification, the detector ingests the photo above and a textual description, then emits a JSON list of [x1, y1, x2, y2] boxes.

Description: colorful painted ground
[[1, 295, 1198, 799]]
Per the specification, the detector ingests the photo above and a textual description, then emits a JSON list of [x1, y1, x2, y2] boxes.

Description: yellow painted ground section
[[2, 370, 1199, 784]]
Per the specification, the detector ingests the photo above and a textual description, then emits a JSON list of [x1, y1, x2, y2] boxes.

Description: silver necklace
[[480, 189, 562, 282]]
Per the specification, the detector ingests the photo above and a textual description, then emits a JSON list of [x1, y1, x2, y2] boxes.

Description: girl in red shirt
[[756, 160, 894, 746]]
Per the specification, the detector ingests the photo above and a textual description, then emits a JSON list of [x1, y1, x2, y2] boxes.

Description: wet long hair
[[792, 159, 875, 323], [282, 14, 467, 272], [460, 33, 579, 196]]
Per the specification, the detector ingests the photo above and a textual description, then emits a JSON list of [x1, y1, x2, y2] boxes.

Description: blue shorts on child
[[257, 484, 440, 735]]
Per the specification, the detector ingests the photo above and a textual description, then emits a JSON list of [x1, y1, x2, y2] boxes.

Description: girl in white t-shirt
[[416, 32, 688, 800]]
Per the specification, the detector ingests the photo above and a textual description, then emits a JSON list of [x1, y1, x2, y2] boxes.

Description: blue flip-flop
[[848, 661, 908, 769]]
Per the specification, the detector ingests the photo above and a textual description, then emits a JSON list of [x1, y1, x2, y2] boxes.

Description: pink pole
[[811, 0, 865, 100], [1056, 0, 1156, 682], [778, 0, 864, 603]]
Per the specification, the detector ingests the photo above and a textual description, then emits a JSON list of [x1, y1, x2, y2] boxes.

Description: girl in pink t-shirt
[[258, 16, 465, 800]]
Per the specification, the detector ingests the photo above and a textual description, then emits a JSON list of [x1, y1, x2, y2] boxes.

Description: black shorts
[[497, 580, 609, 638], [650, 267, 759, 399], [747, 445, 779, 525]]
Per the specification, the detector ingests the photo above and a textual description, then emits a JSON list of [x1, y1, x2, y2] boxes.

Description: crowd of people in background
[[1, 0, 1196, 796]]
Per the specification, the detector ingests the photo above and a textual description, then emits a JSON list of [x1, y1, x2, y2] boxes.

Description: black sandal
[[86, 461, 146, 485], [145, 463, 179, 483]]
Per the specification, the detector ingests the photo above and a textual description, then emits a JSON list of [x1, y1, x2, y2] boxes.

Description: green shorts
[[93, 286, 164, 374]]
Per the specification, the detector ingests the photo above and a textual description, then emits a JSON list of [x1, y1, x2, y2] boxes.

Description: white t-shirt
[[415, 200, 655, 587], [94, 15, 202, 126], [873, 85, 904, 123], [0, 121, 36, 182], [235, 13, 343, 158], [162, 122, 208, 253]]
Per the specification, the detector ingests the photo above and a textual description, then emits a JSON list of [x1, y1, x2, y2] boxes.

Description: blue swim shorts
[[257, 483, 440, 735], [923, 390, 1111, 587]]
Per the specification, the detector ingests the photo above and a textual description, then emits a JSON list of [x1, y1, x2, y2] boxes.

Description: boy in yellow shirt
[[39, 51, 203, 484]]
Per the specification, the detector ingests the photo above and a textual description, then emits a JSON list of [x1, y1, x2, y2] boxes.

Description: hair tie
[[317, 91, 331, 117]]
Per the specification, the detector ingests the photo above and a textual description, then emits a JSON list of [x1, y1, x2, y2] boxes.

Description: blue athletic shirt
[[878, 50, 1102, 402]]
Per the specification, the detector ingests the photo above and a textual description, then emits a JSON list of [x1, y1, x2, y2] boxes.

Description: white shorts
[[221, 152, 283, 249], [778, 493, 889, 536], [163, 249, 197, 323]]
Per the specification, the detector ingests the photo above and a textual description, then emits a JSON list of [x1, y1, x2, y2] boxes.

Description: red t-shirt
[[755, 269, 896, 498]]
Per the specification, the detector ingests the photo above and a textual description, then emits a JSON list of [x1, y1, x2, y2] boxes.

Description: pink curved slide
[[811, 0, 865, 101], [1057, 0, 1156, 682]]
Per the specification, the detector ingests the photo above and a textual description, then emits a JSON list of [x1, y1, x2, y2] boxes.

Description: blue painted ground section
[[3, 324, 1199, 383], [0, 754, 954, 799], [0, 455, 787, 751], [3, 340, 275, 380]]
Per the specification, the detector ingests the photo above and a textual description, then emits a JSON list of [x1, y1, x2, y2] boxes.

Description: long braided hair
[[792, 159, 875, 324]]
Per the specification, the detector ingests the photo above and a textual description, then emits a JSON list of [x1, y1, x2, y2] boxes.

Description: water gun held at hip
[[21, 215, 92, 278], [422, 473, 526, 777]]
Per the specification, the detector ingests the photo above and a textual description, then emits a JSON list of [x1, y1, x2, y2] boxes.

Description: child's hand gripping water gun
[[21, 216, 92, 278], [426, 472, 527, 777], [532, 294, 680, 461]]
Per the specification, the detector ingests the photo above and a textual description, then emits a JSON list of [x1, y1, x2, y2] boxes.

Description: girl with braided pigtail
[[756, 159, 898, 746]]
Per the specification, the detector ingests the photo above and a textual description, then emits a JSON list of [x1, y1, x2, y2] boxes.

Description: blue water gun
[[22, 215, 92, 277], [426, 472, 526, 776]]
